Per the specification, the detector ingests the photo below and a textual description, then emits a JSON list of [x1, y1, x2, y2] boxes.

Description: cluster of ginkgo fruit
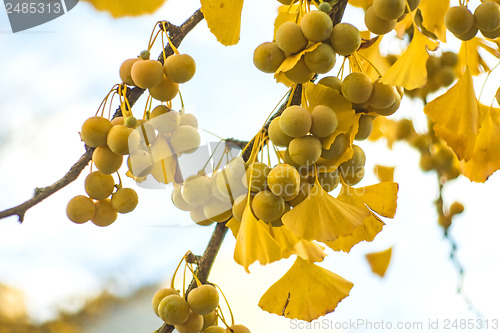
[[445, 0, 500, 40], [253, 7, 362, 82], [364, 0, 421, 35], [66, 43, 201, 225]]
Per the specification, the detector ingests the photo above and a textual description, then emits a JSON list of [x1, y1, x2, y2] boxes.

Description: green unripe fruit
[[330, 23, 361, 56], [149, 75, 179, 102], [355, 115, 373, 141], [321, 133, 347, 160], [91, 199, 118, 227], [164, 54, 196, 83], [111, 188, 138, 213], [81, 116, 112, 148], [92, 146, 123, 175], [107, 125, 133, 155], [268, 117, 293, 147], [85, 171, 115, 200], [267, 163, 301, 200], [304, 43, 336, 74], [119, 58, 140, 86], [152, 288, 179, 317], [124, 116, 137, 128], [341, 72, 373, 104], [481, 25, 500, 38], [131, 59, 164, 89], [285, 58, 314, 83], [370, 94, 401, 116], [280, 105, 312, 138], [253, 42, 286, 73], [187, 284, 220, 315], [275, 21, 308, 55], [66, 195, 95, 224], [158, 294, 191, 325], [300, 10, 333, 42], [474, 1, 500, 32], [373, 0, 405, 20], [445, 6, 474, 35], [365, 6, 397, 35], [310, 105, 338, 138], [287, 181, 312, 207], [288, 136, 322, 166], [252, 190, 285, 222], [140, 50, 150, 60], [318, 76, 342, 91], [318, 2, 332, 13], [342, 165, 365, 185]]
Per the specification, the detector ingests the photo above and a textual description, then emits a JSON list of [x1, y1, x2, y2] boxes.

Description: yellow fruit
[[232, 194, 251, 222], [182, 175, 212, 206], [454, 24, 478, 41], [111, 116, 124, 126], [321, 133, 347, 160], [317, 170, 340, 192], [285, 57, 315, 84], [202, 311, 218, 331], [164, 54, 196, 83], [150, 105, 180, 134], [267, 163, 301, 200], [91, 199, 118, 227], [180, 113, 199, 128], [119, 58, 140, 86], [171, 125, 201, 154], [449, 202, 465, 215], [365, 6, 397, 35], [280, 106, 312, 138], [111, 188, 138, 213], [445, 6, 474, 35], [310, 105, 338, 138], [152, 288, 179, 317], [66, 195, 95, 224], [93, 146, 123, 175], [187, 284, 220, 315], [203, 197, 232, 222], [216, 157, 248, 200], [226, 324, 251, 333], [317, 76, 342, 91], [253, 42, 286, 73], [303, 43, 336, 74], [245, 162, 271, 192], [474, 1, 500, 32], [190, 206, 214, 226], [288, 136, 323, 166], [330, 23, 361, 56], [373, 0, 405, 21], [300, 10, 333, 42], [81, 116, 112, 148], [268, 117, 293, 147], [205, 327, 226, 333], [158, 294, 191, 325], [252, 190, 285, 222], [107, 125, 133, 155], [171, 185, 197, 211], [128, 150, 154, 177], [287, 181, 312, 207], [149, 75, 179, 102], [341, 72, 373, 104], [275, 21, 308, 55], [131, 59, 164, 89], [175, 311, 204, 333], [368, 80, 399, 109], [85, 171, 115, 200], [355, 115, 373, 141]]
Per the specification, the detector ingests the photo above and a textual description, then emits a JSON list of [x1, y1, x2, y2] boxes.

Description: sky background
[[1, 0, 500, 332]]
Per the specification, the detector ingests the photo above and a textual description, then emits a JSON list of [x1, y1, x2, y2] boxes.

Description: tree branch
[[0, 9, 205, 223]]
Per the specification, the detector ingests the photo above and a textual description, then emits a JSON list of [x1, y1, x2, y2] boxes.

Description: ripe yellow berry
[[300, 10, 333, 42], [66, 195, 95, 224], [330, 23, 361, 56], [279, 106, 312, 138], [152, 288, 179, 317], [253, 42, 285, 73], [107, 125, 133, 155], [92, 146, 123, 175], [158, 294, 191, 325], [111, 188, 138, 213], [85, 171, 115, 200], [268, 117, 293, 147], [187, 284, 220, 315], [91, 199, 118, 227], [149, 75, 179, 102], [164, 54, 196, 83], [131, 59, 164, 89], [119, 58, 140, 86], [267, 163, 301, 200], [81, 116, 112, 148], [275, 21, 308, 55], [175, 311, 204, 333], [445, 6, 474, 35], [252, 190, 285, 222]]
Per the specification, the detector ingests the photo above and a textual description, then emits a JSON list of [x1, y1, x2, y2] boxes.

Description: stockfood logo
[[3, 0, 79, 32]]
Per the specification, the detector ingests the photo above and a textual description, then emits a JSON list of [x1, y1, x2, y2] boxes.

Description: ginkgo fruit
[[481, 25, 500, 38], [130, 59, 164, 89], [245, 161, 271, 192], [85, 171, 115, 200], [190, 206, 214, 226], [303, 43, 336, 74], [267, 163, 301, 200], [182, 175, 212, 206], [92, 146, 123, 175], [341, 72, 373, 104], [119, 58, 140, 86], [440, 51, 458, 67], [175, 311, 204, 333], [310, 105, 338, 138], [187, 284, 220, 315], [321, 134, 347, 160], [318, 76, 342, 91], [373, 0, 405, 21], [287, 181, 312, 207], [474, 1, 500, 32], [496, 87, 500, 105], [435, 67, 455, 87], [288, 136, 322, 166], [111, 116, 124, 126], [355, 115, 373, 141], [407, 0, 421, 11], [110, 187, 138, 213], [300, 10, 333, 42], [444, 6, 474, 35], [202, 311, 218, 331], [204, 197, 232, 222], [252, 190, 285, 222], [66, 195, 95, 224], [454, 24, 478, 41], [128, 149, 154, 177], [368, 80, 399, 109], [91, 199, 118, 227], [158, 294, 191, 325], [216, 157, 247, 200], [280, 105, 312, 138], [285, 57, 314, 84], [164, 54, 196, 83], [171, 185, 197, 211], [171, 125, 201, 154], [317, 170, 340, 192], [179, 113, 199, 128], [150, 105, 180, 134], [365, 6, 397, 35], [81, 116, 112, 148], [270, 202, 289, 227], [226, 324, 251, 333], [205, 326, 226, 333], [277, 0, 297, 4], [107, 125, 133, 155], [253, 42, 286, 73], [449, 201, 465, 215], [330, 23, 361, 56], [370, 91, 401, 116], [275, 21, 308, 55], [149, 75, 179, 102], [152, 288, 179, 316], [338, 145, 366, 185], [268, 117, 293, 147], [232, 194, 251, 222]]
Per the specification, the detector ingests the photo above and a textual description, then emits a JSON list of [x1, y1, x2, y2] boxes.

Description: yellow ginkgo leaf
[[460, 105, 500, 182], [258, 257, 353, 321], [234, 207, 282, 273], [125, 170, 147, 183], [282, 181, 370, 242], [457, 37, 500, 76], [353, 182, 399, 218], [365, 247, 392, 277], [200, 0, 244, 46], [306, 83, 353, 114], [226, 217, 241, 238], [419, 0, 450, 42], [373, 165, 395, 182], [353, 32, 391, 80], [380, 29, 438, 90], [270, 225, 301, 259], [424, 68, 480, 161], [275, 44, 321, 86], [83, 0, 167, 17], [293, 240, 326, 263], [274, 5, 300, 40], [368, 117, 398, 148], [394, 13, 413, 39]]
